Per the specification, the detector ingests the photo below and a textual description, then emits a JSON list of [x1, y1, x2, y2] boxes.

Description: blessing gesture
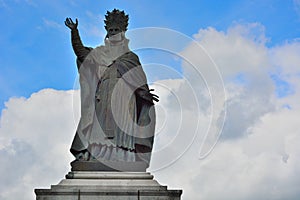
[[65, 18, 78, 30]]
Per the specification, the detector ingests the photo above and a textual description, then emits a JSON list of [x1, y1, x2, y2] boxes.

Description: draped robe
[[69, 29, 155, 165]]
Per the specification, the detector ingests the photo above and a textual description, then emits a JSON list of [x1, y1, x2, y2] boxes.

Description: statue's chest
[[100, 63, 122, 82]]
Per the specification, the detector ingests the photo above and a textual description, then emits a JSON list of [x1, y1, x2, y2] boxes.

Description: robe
[[69, 29, 155, 164]]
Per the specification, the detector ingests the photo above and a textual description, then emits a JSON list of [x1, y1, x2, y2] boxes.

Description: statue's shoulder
[[127, 51, 138, 57], [122, 51, 140, 61], [90, 45, 109, 57], [94, 45, 106, 52]]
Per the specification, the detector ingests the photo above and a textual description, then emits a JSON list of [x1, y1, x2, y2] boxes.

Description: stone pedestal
[[70, 160, 148, 172], [35, 171, 182, 199]]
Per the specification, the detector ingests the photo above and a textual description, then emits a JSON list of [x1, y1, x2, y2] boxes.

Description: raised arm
[[65, 18, 91, 62]]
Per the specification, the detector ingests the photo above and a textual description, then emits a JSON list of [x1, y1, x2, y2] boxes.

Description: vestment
[[69, 29, 155, 164]]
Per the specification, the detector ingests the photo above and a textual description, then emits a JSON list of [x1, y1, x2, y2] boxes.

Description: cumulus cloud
[[0, 89, 77, 199], [182, 23, 276, 140], [0, 22, 300, 200], [154, 98, 300, 200], [152, 23, 300, 200]]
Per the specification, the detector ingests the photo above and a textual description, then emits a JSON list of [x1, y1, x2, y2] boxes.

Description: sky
[[1, 0, 300, 199]]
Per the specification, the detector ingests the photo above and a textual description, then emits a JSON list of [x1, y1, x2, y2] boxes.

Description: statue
[[65, 9, 158, 171]]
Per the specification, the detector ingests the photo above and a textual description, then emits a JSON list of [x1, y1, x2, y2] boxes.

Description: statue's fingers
[[66, 18, 73, 25], [149, 93, 159, 98], [149, 89, 154, 92], [152, 94, 159, 98], [75, 18, 78, 25], [70, 18, 74, 24], [153, 97, 159, 102]]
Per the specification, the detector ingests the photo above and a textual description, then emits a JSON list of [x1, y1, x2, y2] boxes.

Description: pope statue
[[65, 9, 158, 171]]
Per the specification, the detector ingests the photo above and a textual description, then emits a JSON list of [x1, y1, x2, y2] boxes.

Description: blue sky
[[1, 1, 300, 200], [0, 0, 300, 112]]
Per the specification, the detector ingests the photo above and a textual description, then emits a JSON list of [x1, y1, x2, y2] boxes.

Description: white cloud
[[1, 23, 300, 200], [182, 23, 276, 140], [0, 89, 77, 200], [270, 41, 300, 75], [154, 99, 300, 200], [152, 23, 300, 200]]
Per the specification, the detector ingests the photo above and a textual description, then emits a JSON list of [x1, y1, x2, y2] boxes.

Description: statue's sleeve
[[71, 28, 91, 63]]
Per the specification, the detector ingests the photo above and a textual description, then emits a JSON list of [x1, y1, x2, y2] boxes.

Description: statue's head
[[104, 9, 129, 38]]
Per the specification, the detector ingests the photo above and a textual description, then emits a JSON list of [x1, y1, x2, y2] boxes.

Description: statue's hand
[[65, 18, 78, 30], [149, 89, 159, 102], [137, 89, 159, 103]]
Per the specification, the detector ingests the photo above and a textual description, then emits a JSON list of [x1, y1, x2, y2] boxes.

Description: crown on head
[[104, 9, 129, 32]]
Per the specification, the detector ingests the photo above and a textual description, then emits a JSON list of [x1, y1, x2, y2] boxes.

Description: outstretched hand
[[65, 18, 78, 30]]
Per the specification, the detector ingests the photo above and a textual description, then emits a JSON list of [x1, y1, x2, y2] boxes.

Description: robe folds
[[69, 29, 155, 164]]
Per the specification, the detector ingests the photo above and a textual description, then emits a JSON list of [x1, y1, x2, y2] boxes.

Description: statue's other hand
[[149, 89, 159, 102], [64, 18, 78, 30], [137, 89, 159, 103], [149, 93, 159, 102]]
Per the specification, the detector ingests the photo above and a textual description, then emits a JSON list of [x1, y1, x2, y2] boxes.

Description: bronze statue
[[65, 9, 158, 171]]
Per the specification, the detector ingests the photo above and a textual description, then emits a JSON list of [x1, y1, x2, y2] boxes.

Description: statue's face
[[107, 25, 121, 38]]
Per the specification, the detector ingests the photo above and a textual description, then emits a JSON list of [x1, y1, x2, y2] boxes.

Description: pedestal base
[[35, 171, 182, 200], [70, 160, 148, 172]]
